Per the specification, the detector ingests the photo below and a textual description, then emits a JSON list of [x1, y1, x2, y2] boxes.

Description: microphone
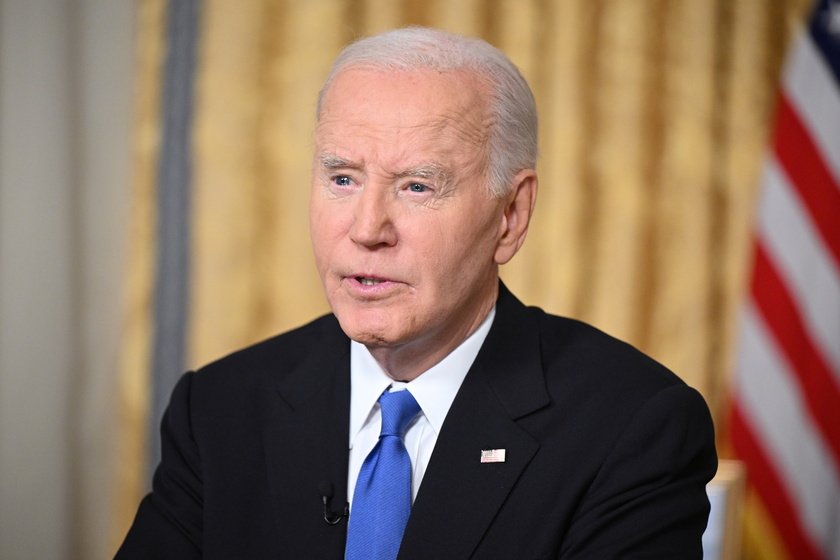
[[319, 481, 349, 525]]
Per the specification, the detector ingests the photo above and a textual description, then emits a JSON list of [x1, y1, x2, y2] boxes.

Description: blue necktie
[[345, 389, 421, 560]]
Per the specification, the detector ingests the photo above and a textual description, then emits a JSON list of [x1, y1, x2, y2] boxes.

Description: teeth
[[358, 277, 384, 286]]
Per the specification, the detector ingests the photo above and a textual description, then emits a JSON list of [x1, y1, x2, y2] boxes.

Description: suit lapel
[[262, 316, 352, 558], [399, 284, 549, 559]]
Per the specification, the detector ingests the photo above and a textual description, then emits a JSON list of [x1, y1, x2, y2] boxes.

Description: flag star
[[826, 1, 840, 35]]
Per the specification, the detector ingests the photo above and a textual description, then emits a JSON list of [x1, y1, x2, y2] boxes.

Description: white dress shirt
[[347, 307, 495, 507]]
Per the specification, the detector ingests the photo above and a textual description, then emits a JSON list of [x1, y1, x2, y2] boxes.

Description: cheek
[[456, 212, 501, 255], [422, 224, 491, 276], [310, 208, 342, 274], [311, 200, 349, 243]]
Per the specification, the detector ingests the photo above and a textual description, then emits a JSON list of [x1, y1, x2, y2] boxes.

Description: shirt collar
[[349, 306, 496, 444]]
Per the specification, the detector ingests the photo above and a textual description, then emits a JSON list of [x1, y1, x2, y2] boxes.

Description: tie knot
[[378, 389, 420, 438]]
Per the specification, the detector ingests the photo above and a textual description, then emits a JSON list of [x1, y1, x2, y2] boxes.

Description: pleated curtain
[[115, 0, 814, 555]]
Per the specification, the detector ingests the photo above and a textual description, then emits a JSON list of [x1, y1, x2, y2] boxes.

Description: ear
[[494, 169, 538, 265]]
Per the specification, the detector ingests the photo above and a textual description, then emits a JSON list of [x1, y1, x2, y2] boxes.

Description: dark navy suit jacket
[[116, 284, 717, 559]]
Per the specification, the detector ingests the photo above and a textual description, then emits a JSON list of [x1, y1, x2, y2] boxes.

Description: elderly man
[[117, 27, 716, 559]]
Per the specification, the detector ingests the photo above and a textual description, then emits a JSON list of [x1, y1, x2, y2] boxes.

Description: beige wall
[[0, 1, 133, 558]]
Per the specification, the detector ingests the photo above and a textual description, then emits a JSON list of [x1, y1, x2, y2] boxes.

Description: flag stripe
[[751, 243, 840, 468], [759, 160, 840, 377], [773, 94, 840, 268], [737, 304, 840, 553], [730, 403, 822, 560], [785, 22, 840, 182]]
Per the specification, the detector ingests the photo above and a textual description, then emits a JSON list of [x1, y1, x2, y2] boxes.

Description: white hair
[[316, 27, 538, 197]]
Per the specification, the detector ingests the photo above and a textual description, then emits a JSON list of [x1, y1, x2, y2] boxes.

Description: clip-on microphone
[[319, 481, 349, 525]]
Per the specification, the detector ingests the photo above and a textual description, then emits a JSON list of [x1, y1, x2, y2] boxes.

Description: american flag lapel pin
[[480, 449, 506, 463]]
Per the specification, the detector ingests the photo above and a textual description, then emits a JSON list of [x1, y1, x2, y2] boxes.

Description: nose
[[349, 185, 397, 248]]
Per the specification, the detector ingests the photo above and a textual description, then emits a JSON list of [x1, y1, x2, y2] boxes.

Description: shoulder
[[178, 313, 348, 413], [489, 284, 698, 418], [526, 306, 713, 459], [534, 309, 683, 396], [534, 307, 706, 431], [500, 293, 712, 438], [198, 313, 344, 378]]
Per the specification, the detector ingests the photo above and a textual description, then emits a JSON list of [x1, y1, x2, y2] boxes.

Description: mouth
[[342, 274, 407, 298]]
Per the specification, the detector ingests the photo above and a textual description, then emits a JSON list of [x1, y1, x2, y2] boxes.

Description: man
[[117, 27, 717, 559]]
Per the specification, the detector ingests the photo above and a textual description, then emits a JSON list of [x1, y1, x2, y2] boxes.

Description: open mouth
[[356, 277, 386, 286]]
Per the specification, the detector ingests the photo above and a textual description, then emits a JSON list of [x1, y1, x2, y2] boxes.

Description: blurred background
[[2, 0, 836, 559]]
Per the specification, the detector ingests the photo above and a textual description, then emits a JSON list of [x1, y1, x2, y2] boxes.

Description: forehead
[[315, 67, 492, 166]]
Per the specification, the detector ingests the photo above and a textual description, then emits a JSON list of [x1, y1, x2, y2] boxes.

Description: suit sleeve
[[559, 384, 717, 559], [115, 371, 203, 559]]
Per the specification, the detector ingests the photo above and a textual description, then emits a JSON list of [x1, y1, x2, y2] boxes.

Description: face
[[310, 67, 521, 369]]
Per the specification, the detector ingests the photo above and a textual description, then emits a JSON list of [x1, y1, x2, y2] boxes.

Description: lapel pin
[[480, 449, 506, 463]]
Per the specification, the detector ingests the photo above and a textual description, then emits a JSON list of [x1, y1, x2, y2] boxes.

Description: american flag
[[480, 449, 506, 464], [729, 1, 840, 558]]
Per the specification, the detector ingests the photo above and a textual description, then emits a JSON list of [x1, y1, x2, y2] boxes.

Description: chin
[[334, 307, 399, 347]]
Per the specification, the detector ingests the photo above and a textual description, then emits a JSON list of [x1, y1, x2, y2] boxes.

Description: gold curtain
[[118, 0, 813, 554]]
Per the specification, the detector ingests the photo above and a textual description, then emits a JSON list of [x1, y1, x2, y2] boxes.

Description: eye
[[332, 175, 353, 187], [407, 182, 429, 193]]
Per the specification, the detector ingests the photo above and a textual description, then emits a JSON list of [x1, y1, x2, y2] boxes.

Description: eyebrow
[[394, 164, 452, 184], [318, 154, 359, 171]]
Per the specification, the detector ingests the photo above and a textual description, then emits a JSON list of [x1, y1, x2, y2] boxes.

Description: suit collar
[[476, 281, 550, 419], [270, 314, 350, 409]]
